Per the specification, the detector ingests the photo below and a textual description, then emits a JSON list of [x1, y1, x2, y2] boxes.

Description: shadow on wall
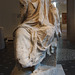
[[0, 0, 20, 40]]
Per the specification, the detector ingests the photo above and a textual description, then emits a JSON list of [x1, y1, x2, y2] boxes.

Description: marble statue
[[11, 0, 62, 75]]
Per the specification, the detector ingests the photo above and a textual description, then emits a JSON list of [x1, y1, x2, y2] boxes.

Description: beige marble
[[11, 0, 61, 75]]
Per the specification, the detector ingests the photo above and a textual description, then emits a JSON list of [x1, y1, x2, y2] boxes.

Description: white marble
[[13, 0, 61, 68], [11, 0, 61, 75]]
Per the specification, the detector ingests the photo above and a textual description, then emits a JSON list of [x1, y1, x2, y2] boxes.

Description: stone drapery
[[13, 0, 61, 68]]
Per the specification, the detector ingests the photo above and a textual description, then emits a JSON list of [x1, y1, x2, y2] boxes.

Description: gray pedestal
[[31, 64, 65, 75], [56, 64, 65, 75], [11, 64, 65, 75]]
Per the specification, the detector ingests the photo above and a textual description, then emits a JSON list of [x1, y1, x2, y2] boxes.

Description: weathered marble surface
[[13, 0, 61, 68], [11, 0, 61, 75]]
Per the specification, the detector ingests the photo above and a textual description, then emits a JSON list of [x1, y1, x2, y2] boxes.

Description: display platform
[[31, 64, 65, 75], [11, 64, 65, 75], [56, 64, 65, 75]]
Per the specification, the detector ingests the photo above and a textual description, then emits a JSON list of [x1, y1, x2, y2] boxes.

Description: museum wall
[[0, 0, 20, 40], [0, 0, 67, 40], [56, 2, 67, 22], [67, 0, 75, 42]]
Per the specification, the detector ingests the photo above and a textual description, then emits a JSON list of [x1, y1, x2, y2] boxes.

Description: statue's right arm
[[15, 28, 33, 68]]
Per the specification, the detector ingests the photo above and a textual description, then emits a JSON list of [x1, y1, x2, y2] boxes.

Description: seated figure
[[11, 0, 61, 75]]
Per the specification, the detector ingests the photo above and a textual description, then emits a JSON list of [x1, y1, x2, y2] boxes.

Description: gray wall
[[56, 2, 67, 22], [67, 0, 75, 41], [0, 0, 67, 40], [0, 0, 20, 40]]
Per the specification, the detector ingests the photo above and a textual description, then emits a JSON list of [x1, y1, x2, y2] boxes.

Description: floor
[[58, 60, 75, 75], [0, 42, 15, 75], [0, 39, 75, 75], [57, 24, 75, 75], [57, 38, 75, 61]]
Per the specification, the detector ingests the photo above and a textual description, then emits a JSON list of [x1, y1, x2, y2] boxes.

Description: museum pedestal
[[32, 64, 65, 75], [11, 64, 65, 75]]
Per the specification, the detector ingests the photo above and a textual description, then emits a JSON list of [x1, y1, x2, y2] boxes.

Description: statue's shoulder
[[13, 23, 25, 36]]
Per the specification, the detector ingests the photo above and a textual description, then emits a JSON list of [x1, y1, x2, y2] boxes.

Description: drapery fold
[[13, 0, 61, 68]]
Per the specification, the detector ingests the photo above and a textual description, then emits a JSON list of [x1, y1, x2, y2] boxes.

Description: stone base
[[56, 64, 65, 75], [31, 64, 65, 75], [11, 64, 65, 75]]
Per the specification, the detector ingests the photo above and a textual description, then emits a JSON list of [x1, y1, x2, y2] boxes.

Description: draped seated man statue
[[11, 0, 61, 75]]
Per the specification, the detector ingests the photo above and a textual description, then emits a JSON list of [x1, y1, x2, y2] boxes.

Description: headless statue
[[11, 0, 61, 75]]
